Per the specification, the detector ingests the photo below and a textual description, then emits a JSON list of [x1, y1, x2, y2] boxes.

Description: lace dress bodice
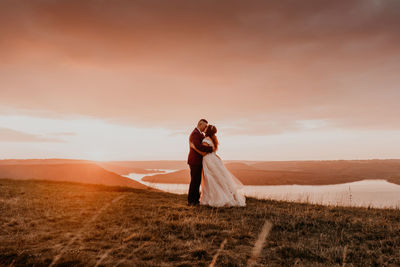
[[202, 137, 214, 148]]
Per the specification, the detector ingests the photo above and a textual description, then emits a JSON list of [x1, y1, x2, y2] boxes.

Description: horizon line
[[1, 157, 400, 162]]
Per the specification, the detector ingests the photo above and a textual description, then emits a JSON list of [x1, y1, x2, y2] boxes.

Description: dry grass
[[0, 178, 399, 266]]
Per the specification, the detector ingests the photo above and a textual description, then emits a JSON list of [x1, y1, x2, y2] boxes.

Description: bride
[[190, 125, 246, 207]]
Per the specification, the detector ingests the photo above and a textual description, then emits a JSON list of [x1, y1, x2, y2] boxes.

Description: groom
[[187, 119, 214, 206]]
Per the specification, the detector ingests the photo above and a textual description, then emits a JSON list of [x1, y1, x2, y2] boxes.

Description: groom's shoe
[[188, 202, 199, 206]]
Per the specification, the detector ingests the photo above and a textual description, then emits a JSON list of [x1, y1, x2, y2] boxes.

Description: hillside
[[0, 163, 148, 189], [0, 179, 399, 266]]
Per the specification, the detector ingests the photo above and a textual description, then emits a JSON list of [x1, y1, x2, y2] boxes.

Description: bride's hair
[[205, 125, 219, 150]]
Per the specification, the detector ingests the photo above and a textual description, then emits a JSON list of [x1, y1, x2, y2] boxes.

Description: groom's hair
[[198, 119, 208, 125]]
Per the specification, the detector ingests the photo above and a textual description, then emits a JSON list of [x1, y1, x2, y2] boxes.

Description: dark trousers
[[188, 164, 203, 204]]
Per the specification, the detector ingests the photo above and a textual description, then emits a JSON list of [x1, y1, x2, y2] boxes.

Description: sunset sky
[[1, 0, 400, 161]]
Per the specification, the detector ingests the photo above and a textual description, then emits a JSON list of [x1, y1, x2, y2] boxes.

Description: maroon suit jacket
[[187, 128, 213, 166]]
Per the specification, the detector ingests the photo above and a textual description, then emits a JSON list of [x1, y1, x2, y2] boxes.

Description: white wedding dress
[[200, 137, 246, 207]]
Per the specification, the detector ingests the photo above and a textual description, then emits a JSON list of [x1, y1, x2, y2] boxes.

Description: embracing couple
[[187, 119, 246, 207]]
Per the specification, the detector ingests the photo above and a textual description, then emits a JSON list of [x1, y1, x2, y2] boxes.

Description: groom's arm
[[191, 133, 213, 153]]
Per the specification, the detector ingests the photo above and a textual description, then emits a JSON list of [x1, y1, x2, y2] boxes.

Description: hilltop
[[0, 179, 399, 266]]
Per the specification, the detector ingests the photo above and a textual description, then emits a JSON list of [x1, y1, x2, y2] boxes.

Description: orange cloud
[[0, 0, 399, 134], [0, 128, 63, 143]]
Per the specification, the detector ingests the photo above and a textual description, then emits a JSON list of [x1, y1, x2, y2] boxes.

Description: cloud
[[49, 132, 76, 136], [220, 119, 332, 136], [0, 0, 399, 134], [0, 128, 64, 143]]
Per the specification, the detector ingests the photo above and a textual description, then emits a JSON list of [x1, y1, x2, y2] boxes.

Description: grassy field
[[0, 179, 399, 266]]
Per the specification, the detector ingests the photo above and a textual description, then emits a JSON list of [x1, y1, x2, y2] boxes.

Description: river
[[124, 170, 400, 209]]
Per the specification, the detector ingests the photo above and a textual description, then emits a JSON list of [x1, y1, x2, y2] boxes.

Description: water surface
[[124, 171, 400, 209]]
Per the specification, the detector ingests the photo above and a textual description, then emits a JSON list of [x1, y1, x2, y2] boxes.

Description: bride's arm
[[190, 142, 207, 156], [191, 133, 213, 153]]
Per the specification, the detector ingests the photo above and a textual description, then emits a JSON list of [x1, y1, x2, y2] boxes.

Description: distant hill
[[0, 158, 92, 165], [251, 159, 400, 175], [0, 163, 148, 189], [143, 160, 400, 185], [95, 162, 157, 175], [96, 160, 188, 174], [2, 159, 400, 186], [141, 163, 330, 185], [143, 169, 191, 184], [0, 159, 186, 176], [250, 159, 400, 184]]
